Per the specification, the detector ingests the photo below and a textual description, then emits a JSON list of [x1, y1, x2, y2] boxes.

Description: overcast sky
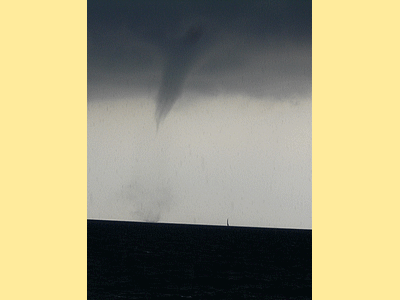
[[88, 0, 312, 229]]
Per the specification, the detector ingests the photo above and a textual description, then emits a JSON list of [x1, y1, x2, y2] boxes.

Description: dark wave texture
[[88, 220, 312, 299]]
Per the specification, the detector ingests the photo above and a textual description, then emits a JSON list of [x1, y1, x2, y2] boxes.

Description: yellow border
[[313, 1, 399, 299], [1, 1, 86, 299]]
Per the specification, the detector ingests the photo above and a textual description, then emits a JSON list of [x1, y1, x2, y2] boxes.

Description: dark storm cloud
[[88, 0, 311, 123]]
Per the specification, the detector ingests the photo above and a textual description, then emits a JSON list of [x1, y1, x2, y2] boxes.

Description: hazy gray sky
[[88, 0, 311, 229]]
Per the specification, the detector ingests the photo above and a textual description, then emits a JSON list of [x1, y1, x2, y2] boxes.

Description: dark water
[[88, 220, 311, 299]]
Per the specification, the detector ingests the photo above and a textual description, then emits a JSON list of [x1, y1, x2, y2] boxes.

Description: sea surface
[[88, 220, 311, 299]]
